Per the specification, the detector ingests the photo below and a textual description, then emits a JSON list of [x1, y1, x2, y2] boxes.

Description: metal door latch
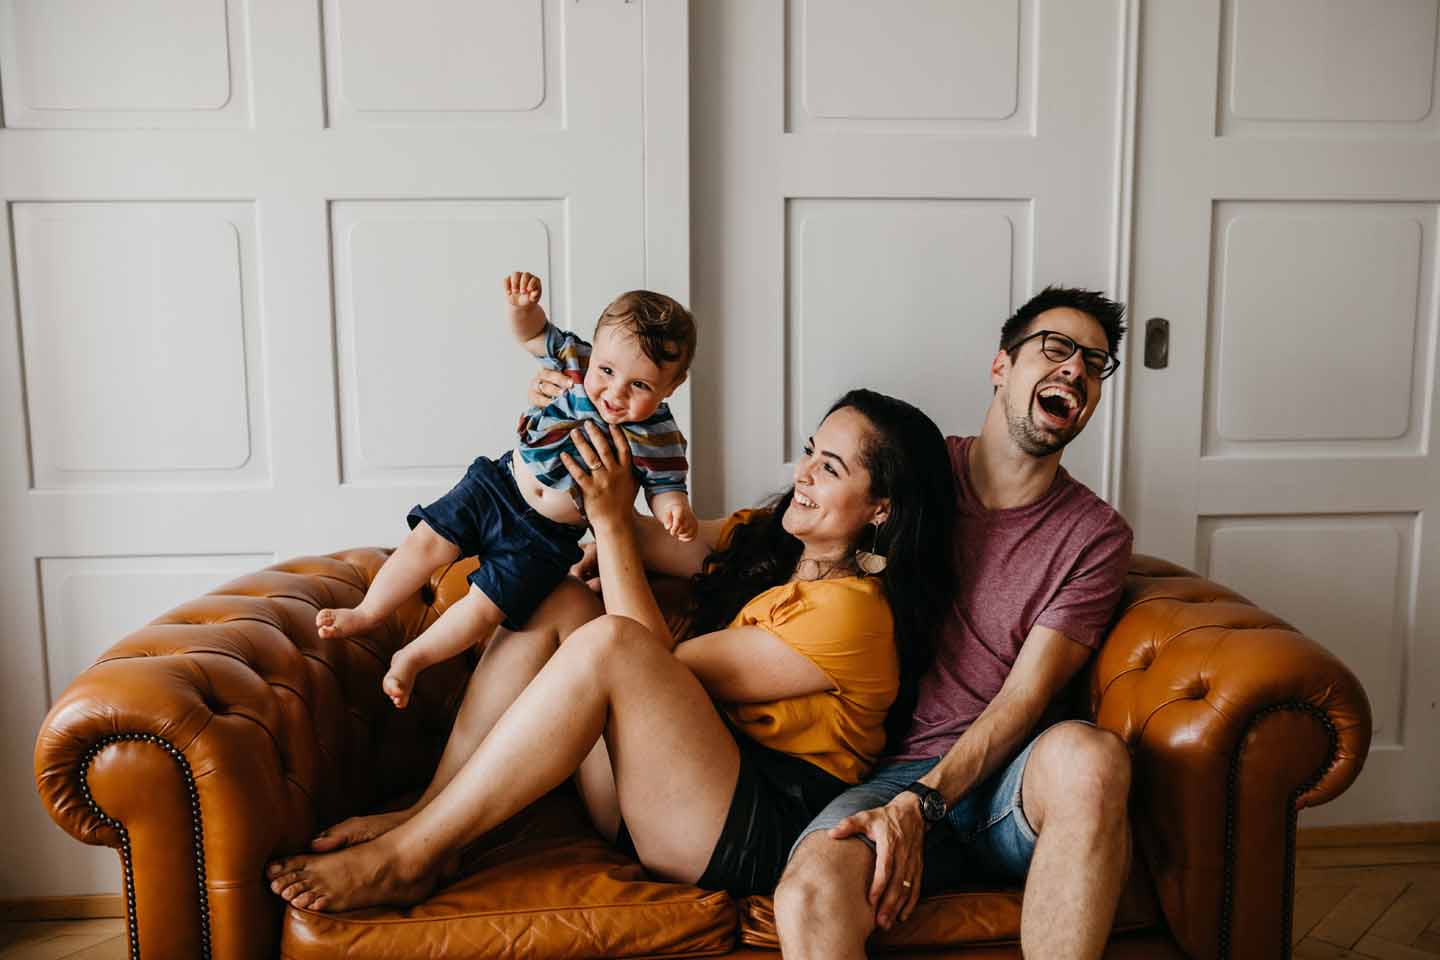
[[1144, 317, 1169, 370]]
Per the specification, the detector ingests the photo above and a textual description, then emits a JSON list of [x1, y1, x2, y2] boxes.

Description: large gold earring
[[855, 521, 887, 575]]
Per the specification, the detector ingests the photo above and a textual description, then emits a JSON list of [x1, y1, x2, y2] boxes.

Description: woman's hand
[[560, 422, 672, 645], [561, 421, 639, 530]]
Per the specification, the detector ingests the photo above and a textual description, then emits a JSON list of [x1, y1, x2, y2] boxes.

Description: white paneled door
[[1125, 0, 1440, 825], [0, 0, 687, 898], [691, 0, 1130, 515]]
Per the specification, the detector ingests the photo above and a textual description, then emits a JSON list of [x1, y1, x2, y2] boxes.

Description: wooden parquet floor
[[1294, 843, 1440, 959]]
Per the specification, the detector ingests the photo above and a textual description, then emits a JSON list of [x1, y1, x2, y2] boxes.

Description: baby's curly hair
[[596, 291, 697, 379]]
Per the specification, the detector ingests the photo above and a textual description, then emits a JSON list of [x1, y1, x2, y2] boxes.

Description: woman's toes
[[279, 877, 312, 903]]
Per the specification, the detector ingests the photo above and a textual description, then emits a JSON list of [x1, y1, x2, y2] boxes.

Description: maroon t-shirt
[[891, 436, 1134, 762]]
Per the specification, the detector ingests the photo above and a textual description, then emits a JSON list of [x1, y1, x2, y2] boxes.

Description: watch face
[[921, 791, 946, 822]]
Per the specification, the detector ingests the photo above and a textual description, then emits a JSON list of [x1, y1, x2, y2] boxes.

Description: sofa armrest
[[33, 550, 430, 960], [1089, 554, 1372, 960]]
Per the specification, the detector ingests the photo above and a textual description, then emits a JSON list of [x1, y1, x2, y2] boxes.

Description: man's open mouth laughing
[[1034, 383, 1082, 430]]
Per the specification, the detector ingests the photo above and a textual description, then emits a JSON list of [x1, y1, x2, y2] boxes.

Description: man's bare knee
[[776, 833, 876, 923], [1025, 722, 1132, 834]]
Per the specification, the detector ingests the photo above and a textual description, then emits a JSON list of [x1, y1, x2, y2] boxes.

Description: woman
[[266, 389, 955, 909]]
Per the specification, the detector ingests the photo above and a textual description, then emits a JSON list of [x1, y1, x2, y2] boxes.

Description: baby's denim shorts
[[407, 452, 585, 630]]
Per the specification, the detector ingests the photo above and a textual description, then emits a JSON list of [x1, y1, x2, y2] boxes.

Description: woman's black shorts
[[617, 729, 848, 896]]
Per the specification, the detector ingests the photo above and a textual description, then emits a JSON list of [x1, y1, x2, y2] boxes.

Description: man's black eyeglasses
[[1006, 330, 1120, 380]]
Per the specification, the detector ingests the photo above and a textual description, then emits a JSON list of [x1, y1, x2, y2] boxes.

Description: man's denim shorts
[[407, 452, 585, 631], [789, 725, 1067, 886]]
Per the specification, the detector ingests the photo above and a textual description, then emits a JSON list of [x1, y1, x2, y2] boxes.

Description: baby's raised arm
[[631, 510, 719, 575], [651, 490, 699, 542], [505, 271, 550, 357]]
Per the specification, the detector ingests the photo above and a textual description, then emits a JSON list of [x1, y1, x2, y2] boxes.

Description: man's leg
[[1018, 721, 1132, 959], [773, 764, 927, 960], [774, 833, 878, 960]]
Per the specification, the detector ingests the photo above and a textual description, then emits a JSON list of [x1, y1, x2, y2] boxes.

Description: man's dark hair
[[999, 286, 1127, 356]]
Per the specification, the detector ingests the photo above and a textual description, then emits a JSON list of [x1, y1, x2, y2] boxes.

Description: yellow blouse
[[714, 511, 898, 784]]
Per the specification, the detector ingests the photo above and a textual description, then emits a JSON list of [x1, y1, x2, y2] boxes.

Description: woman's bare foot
[[310, 807, 416, 852], [316, 607, 380, 641], [266, 834, 441, 913], [382, 648, 423, 709]]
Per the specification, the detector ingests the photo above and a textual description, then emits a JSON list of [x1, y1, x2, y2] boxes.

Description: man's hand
[[828, 792, 927, 930], [504, 271, 542, 307], [529, 368, 570, 407]]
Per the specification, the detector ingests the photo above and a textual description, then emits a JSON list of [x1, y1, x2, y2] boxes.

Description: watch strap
[[903, 781, 946, 823]]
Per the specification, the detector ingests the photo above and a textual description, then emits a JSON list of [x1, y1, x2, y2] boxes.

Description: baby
[[316, 271, 697, 707]]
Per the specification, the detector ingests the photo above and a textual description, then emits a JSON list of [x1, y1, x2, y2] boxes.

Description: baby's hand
[[504, 271, 542, 307], [661, 500, 698, 542]]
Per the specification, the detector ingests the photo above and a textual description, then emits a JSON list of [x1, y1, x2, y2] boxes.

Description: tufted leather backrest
[[1094, 554, 1369, 808], [38, 549, 481, 850]]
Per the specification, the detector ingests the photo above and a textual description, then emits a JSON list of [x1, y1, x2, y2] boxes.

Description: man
[[772, 288, 1134, 960]]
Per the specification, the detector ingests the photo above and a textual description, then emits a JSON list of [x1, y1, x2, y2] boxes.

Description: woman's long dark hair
[[689, 388, 956, 750]]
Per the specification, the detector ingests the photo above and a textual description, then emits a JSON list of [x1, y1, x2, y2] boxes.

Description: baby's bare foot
[[316, 607, 378, 641], [382, 652, 419, 709], [310, 808, 415, 852]]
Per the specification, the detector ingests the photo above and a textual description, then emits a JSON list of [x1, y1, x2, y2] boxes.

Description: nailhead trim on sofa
[[1220, 701, 1339, 960], [79, 732, 213, 960]]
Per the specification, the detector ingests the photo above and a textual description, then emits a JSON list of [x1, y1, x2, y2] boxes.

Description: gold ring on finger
[[901, 880, 913, 889]]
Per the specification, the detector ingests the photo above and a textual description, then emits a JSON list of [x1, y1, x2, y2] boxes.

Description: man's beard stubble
[[1005, 388, 1077, 458]]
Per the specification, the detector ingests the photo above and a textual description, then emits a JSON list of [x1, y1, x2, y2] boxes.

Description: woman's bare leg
[[316, 522, 459, 640], [268, 615, 740, 911], [310, 578, 604, 851]]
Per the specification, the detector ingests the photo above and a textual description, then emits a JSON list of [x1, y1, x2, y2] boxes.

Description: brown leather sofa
[[35, 549, 1371, 959]]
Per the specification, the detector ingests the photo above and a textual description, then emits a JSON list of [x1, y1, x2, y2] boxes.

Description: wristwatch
[[903, 781, 947, 824]]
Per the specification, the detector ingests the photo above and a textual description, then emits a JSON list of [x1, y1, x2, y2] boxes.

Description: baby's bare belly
[[510, 448, 585, 526]]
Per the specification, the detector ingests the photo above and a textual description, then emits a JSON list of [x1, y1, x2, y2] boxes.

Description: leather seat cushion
[[280, 790, 737, 960]]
